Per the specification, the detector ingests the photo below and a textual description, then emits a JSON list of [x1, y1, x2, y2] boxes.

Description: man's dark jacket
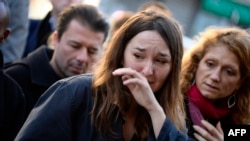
[[5, 46, 61, 118]]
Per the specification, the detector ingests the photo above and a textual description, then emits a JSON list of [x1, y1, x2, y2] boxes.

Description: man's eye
[[88, 48, 97, 54], [70, 44, 79, 49]]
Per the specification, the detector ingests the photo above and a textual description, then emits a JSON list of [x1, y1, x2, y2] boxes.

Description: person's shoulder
[[57, 73, 93, 89], [60, 73, 92, 82], [0, 71, 25, 100], [4, 59, 31, 86], [4, 59, 30, 76], [40, 73, 94, 105]]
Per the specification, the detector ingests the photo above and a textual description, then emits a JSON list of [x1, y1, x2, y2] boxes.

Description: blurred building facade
[[29, 0, 250, 39], [98, 0, 250, 38]]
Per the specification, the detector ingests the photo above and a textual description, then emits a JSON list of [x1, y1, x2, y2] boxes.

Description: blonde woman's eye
[[226, 69, 234, 76], [206, 61, 214, 67]]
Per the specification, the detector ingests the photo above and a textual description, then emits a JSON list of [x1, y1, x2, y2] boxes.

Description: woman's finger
[[193, 125, 214, 141], [201, 120, 223, 140], [194, 133, 206, 141]]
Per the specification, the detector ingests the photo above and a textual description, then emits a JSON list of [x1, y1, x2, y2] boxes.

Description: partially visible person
[[180, 26, 250, 141], [246, 28, 250, 34], [15, 11, 192, 141], [104, 10, 134, 49], [5, 4, 109, 120], [0, 0, 26, 140], [137, 1, 195, 52], [109, 10, 134, 38], [137, 1, 171, 17], [0, 0, 29, 64], [23, 0, 83, 58]]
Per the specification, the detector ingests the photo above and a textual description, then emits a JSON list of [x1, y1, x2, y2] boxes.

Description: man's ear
[[50, 31, 58, 49], [3, 28, 10, 40], [0, 28, 10, 43]]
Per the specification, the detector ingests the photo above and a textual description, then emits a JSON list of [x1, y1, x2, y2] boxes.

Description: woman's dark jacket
[[15, 74, 191, 141]]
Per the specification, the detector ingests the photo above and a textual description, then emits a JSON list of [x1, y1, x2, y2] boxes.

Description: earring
[[191, 80, 196, 86], [228, 94, 236, 108]]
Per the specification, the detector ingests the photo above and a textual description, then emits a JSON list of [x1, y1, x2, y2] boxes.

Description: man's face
[[50, 19, 104, 78]]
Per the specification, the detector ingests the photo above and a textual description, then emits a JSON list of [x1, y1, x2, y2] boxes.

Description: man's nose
[[76, 48, 88, 62]]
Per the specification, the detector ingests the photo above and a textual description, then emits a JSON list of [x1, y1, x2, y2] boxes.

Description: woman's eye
[[206, 61, 213, 67], [134, 54, 142, 59], [225, 69, 234, 76], [156, 59, 167, 64]]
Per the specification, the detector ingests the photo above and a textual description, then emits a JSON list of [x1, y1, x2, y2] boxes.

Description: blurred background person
[[137, 1, 195, 52], [181, 26, 250, 141], [0, 0, 26, 140], [137, 1, 171, 17], [109, 10, 134, 38], [104, 10, 134, 49], [0, 0, 29, 65]]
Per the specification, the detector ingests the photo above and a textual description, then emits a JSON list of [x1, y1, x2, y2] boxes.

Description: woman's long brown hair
[[91, 11, 186, 139]]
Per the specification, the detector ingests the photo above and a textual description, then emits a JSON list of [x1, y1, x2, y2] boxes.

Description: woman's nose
[[141, 61, 153, 76], [210, 68, 221, 82]]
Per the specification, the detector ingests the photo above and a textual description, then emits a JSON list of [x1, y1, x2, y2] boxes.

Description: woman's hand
[[112, 68, 157, 110], [113, 68, 166, 137], [193, 120, 224, 141]]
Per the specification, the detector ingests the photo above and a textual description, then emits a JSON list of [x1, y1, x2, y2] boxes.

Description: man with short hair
[[23, 0, 83, 57], [5, 3, 109, 119]]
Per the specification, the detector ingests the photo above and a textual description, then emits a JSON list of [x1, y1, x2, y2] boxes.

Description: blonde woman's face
[[195, 45, 242, 100], [123, 30, 172, 92]]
